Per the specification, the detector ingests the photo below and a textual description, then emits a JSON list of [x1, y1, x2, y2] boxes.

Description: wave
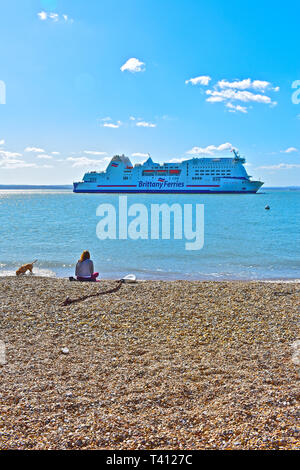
[[0, 267, 57, 278]]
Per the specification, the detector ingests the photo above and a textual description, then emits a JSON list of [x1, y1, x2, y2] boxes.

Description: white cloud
[[189, 76, 279, 113], [204, 95, 224, 103], [136, 121, 156, 128], [226, 102, 248, 114], [0, 148, 56, 169], [206, 89, 275, 105], [169, 157, 187, 163], [51, 151, 60, 155], [103, 122, 120, 128], [37, 11, 47, 21], [25, 147, 45, 153], [129, 116, 144, 122], [0, 139, 5, 145], [101, 117, 112, 122], [0, 160, 37, 170], [131, 153, 149, 158], [67, 156, 110, 168], [280, 147, 298, 154], [120, 58, 145, 73], [186, 142, 233, 156], [0, 150, 23, 158], [252, 80, 271, 90], [0, 152, 37, 169], [217, 79, 252, 90], [49, 13, 59, 22], [36, 154, 53, 160], [99, 116, 157, 128], [185, 76, 211, 86], [37, 12, 73, 23], [257, 163, 300, 170], [217, 79, 273, 92], [98, 117, 122, 128], [84, 150, 107, 155]]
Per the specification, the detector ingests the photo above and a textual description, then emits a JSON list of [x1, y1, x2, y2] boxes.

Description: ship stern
[[73, 182, 80, 193]]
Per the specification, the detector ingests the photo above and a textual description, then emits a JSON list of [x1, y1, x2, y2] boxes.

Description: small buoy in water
[[265, 205, 270, 210]]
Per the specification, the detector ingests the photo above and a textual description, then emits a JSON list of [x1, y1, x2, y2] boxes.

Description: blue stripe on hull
[[73, 189, 259, 194]]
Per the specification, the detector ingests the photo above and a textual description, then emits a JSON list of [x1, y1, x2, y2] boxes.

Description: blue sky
[[0, 0, 300, 185]]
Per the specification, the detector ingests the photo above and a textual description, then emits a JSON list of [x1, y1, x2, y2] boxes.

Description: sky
[[0, 0, 300, 185]]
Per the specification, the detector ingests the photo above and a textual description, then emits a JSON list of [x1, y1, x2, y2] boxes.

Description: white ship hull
[[73, 152, 263, 194]]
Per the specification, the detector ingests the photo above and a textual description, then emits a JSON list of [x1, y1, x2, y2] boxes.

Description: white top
[[75, 259, 94, 278]]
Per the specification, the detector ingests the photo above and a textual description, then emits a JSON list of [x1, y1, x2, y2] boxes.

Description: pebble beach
[[0, 276, 299, 450]]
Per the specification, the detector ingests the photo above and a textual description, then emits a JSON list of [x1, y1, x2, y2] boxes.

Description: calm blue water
[[0, 189, 299, 280]]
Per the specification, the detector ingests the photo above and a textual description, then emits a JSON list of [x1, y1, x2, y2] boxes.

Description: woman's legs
[[77, 273, 99, 282]]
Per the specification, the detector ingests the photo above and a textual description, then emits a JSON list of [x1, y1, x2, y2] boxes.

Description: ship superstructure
[[73, 150, 263, 193]]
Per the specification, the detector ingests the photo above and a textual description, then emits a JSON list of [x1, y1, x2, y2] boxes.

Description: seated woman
[[75, 250, 99, 282]]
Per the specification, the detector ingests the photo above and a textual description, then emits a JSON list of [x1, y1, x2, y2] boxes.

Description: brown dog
[[16, 260, 37, 276]]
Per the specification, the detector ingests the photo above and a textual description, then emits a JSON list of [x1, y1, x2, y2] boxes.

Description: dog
[[16, 260, 37, 276]]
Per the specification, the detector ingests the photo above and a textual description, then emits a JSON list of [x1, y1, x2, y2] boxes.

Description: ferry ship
[[73, 150, 263, 194]]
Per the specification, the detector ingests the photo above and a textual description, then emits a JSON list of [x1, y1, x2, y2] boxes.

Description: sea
[[0, 188, 299, 281]]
